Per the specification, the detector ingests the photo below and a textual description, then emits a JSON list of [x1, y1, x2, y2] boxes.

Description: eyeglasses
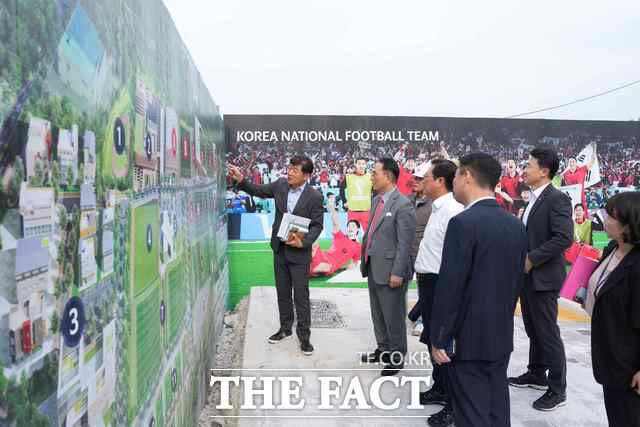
[[413, 176, 424, 181]]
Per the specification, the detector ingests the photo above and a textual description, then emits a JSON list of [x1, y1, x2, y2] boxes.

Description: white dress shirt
[[287, 182, 306, 213], [414, 192, 464, 275], [522, 182, 551, 226]]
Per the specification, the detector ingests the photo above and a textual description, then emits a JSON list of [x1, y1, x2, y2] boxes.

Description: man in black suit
[[508, 146, 573, 411], [430, 153, 528, 427], [228, 156, 324, 355]]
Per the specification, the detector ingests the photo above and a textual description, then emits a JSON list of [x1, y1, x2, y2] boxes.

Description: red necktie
[[364, 198, 385, 261]]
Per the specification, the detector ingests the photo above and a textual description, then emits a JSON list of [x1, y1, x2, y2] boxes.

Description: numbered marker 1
[[114, 118, 126, 155]]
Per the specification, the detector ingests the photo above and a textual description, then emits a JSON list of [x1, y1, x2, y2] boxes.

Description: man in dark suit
[[228, 156, 324, 355], [508, 147, 573, 410], [430, 153, 528, 427], [360, 157, 416, 376]]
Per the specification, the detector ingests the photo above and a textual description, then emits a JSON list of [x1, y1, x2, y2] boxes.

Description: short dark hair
[[605, 192, 640, 245], [327, 192, 335, 198], [458, 152, 502, 190], [377, 157, 400, 182], [347, 219, 361, 229], [518, 182, 530, 194], [530, 147, 560, 178], [430, 159, 457, 192], [355, 157, 368, 163], [290, 155, 314, 174], [574, 203, 584, 211]]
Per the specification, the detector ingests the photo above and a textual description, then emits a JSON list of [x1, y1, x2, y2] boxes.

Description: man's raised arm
[[228, 164, 277, 199]]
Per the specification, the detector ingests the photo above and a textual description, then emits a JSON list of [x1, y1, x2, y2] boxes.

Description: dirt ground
[[198, 297, 249, 427]]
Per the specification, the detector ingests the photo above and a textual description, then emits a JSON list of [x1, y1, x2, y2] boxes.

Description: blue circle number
[[145, 134, 153, 160], [61, 297, 86, 348], [114, 118, 126, 155], [146, 224, 153, 253]]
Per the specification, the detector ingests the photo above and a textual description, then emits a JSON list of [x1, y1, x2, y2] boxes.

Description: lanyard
[[594, 248, 618, 297]]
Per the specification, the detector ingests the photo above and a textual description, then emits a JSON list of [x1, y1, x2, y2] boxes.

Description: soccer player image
[[340, 157, 373, 231], [310, 194, 362, 277]]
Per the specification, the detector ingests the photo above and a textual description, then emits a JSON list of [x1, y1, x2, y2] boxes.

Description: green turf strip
[[228, 232, 611, 309], [228, 240, 417, 309]]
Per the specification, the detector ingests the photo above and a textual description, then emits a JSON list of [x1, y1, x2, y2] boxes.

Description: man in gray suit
[[360, 157, 417, 376]]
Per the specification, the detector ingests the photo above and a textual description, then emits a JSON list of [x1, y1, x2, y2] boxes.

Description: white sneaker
[[412, 320, 424, 336]]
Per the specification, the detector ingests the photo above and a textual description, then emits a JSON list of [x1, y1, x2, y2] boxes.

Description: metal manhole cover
[[310, 299, 345, 328]]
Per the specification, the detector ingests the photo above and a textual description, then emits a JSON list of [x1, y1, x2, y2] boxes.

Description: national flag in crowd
[[576, 142, 601, 187]]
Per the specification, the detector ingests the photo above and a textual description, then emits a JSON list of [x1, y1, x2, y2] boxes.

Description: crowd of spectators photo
[[226, 128, 640, 217]]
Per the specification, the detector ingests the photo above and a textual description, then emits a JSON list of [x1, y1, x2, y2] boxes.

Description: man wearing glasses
[[228, 156, 324, 355]]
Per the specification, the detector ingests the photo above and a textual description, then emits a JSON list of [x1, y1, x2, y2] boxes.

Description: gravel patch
[[198, 297, 249, 427]]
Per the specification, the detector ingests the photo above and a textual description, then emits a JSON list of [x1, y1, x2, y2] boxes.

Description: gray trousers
[[367, 264, 409, 356]]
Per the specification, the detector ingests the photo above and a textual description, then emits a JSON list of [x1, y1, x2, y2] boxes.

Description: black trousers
[[408, 301, 421, 322], [603, 386, 640, 427], [408, 256, 421, 322], [448, 357, 511, 427], [273, 252, 311, 340], [520, 282, 567, 394], [417, 273, 448, 398]]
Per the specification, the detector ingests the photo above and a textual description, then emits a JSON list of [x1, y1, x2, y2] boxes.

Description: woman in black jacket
[[585, 191, 640, 426]]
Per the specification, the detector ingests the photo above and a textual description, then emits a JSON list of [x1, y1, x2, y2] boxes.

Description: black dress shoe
[[420, 385, 447, 406], [532, 390, 567, 411], [361, 349, 383, 363], [300, 339, 314, 356], [427, 405, 455, 427], [508, 371, 548, 390], [268, 329, 292, 344], [381, 362, 404, 376]]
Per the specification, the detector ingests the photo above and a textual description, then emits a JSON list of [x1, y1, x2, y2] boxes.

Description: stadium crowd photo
[[225, 120, 640, 426]]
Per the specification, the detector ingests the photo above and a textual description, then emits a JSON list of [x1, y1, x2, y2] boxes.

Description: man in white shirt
[[413, 159, 463, 427], [521, 181, 551, 226]]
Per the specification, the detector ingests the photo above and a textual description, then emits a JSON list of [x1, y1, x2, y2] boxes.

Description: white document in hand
[[277, 213, 311, 241]]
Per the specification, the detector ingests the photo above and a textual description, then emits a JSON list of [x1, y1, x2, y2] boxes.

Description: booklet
[[277, 213, 311, 242]]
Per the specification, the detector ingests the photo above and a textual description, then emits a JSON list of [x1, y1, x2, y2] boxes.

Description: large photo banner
[[225, 115, 639, 284], [0, 1, 227, 426]]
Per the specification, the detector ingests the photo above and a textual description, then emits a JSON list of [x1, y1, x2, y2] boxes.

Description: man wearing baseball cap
[[414, 159, 464, 427], [407, 162, 433, 336]]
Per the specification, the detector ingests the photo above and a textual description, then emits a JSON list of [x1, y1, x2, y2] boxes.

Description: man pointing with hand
[[228, 156, 324, 355]]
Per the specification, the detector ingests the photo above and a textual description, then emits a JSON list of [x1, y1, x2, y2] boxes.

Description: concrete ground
[[222, 286, 607, 427]]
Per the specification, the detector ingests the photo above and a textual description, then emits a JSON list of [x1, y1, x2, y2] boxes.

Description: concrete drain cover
[[310, 299, 345, 328]]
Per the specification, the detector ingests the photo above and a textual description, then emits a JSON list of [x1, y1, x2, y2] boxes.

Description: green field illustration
[[131, 200, 160, 297]]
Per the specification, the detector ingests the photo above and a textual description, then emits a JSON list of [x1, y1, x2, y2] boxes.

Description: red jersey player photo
[[310, 196, 362, 277], [500, 159, 523, 214]]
